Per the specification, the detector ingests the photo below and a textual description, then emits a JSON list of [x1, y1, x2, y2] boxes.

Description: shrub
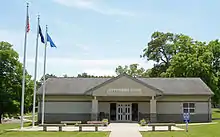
[[140, 118, 146, 126], [102, 119, 108, 126]]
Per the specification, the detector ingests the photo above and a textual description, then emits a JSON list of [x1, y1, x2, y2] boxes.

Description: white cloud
[[53, 0, 135, 16]]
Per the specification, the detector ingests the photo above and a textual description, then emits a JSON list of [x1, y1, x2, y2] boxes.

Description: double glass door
[[116, 103, 132, 121]]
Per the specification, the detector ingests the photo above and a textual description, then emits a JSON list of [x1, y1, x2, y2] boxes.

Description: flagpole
[[41, 25, 47, 125], [32, 15, 40, 127], [21, 2, 29, 129]]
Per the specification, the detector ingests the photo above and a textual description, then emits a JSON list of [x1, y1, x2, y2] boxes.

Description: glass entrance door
[[117, 104, 123, 121], [124, 104, 131, 121], [116, 103, 132, 121]]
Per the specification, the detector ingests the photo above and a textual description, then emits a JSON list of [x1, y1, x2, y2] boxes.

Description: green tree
[[63, 74, 68, 78], [0, 42, 34, 123], [140, 31, 220, 105], [77, 72, 94, 78], [163, 38, 219, 105], [141, 31, 195, 77], [115, 64, 149, 77], [39, 74, 57, 83], [77, 72, 113, 78], [207, 40, 220, 105]]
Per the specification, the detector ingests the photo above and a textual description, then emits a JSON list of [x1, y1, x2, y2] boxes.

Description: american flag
[[26, 15, 30, 32]]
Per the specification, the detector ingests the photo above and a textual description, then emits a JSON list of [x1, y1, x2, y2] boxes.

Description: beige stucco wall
[[43, 95, 92, 101], [157, 95, 210, 102], [92, 76, 157, 96], [157, 102, 210, 114], [38, 94, 211, 115], [39, 102, 91, 113], [157, 102, 182, 114], [195, 102, 211, 114], [99, 102, 110, 113], [139, 102, 150, 113]]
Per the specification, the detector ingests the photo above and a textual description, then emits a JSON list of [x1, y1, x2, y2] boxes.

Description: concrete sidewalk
[[109, 123, 142, 137]]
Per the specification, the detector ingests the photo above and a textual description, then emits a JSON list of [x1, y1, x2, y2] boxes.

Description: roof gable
[[85, 74, 163, 96]]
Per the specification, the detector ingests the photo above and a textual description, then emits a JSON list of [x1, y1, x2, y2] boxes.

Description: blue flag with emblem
[[47, 33, 56, 48]]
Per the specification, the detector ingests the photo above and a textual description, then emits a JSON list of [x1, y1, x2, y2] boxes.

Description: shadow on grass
[[214, 110, 220, 113]]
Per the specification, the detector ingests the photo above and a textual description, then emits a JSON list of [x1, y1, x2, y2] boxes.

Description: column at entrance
[[150, 96, 157, 122], [91, 96, 98, 120]]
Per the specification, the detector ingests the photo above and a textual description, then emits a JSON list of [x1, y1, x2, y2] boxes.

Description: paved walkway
[[109, 123, 142, 137]]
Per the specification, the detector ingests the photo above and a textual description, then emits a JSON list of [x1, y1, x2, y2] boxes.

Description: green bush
[[140, 119, 146, 126], [102, 119, 108, 126]]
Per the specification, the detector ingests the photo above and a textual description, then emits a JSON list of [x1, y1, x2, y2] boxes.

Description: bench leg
[[79, 126, 82, 132], [95, 126, 98, 131], [152, 126, 155, 131], [43, 126, 47, 132], [168, 126, 171, 131], [59, 126, 62, 131]]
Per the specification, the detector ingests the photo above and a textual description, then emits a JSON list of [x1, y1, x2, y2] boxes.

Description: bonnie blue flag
[[47, 33, 56, 48], [39, 25, 45, 43]]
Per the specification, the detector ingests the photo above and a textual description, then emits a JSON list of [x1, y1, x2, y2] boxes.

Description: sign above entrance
[[106, 88, 142, 94]]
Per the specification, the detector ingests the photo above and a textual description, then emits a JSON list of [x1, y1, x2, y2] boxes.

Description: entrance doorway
[[116, 103, 132, 121]]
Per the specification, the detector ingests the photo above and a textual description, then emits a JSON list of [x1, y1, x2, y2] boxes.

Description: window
[[183, 103, 195, 114]]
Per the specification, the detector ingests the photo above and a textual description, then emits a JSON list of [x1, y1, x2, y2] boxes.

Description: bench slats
[[148, 123, 175, 126], [75, 124, 103, 126], [75, 124, 103, 132], [147, 123, 175, 131], [61, 121, 81, 124], [87, 121, 103, 124], [39, 124, 66, 132]]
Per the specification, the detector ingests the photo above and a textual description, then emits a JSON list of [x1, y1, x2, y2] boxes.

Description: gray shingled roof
[[38, 75, 213, 95], [38, 77, 110, 95], [138, 78, 213, 95]]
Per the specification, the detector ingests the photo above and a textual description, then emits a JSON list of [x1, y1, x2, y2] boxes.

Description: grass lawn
[[0, 123, 31, 132], [141, 108, 220, 137], [141, 120, 220, 137], [0, 123, 109, 137], [212, 108, 220, 119], [0, 132, 110, 137]]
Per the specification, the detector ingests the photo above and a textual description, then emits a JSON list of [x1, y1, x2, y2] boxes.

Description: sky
[[1, 0, 220, 80]]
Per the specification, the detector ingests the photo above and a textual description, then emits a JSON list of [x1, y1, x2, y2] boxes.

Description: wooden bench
[[61, 121, 82, 125], [39, 124, 66, 131], [87, 121, 103, 124], [147, 123, 176, 131], [75, 124, 103, 131]]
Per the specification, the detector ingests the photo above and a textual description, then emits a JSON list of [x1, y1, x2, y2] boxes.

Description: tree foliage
[[77, 72, 113, 78], [140, 32, 220, 105], [0, 42, 34, 123], [115, 64, 149, 77]]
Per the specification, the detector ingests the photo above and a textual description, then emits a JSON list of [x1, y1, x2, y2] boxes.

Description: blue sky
[[1, 0, 220, 79]]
